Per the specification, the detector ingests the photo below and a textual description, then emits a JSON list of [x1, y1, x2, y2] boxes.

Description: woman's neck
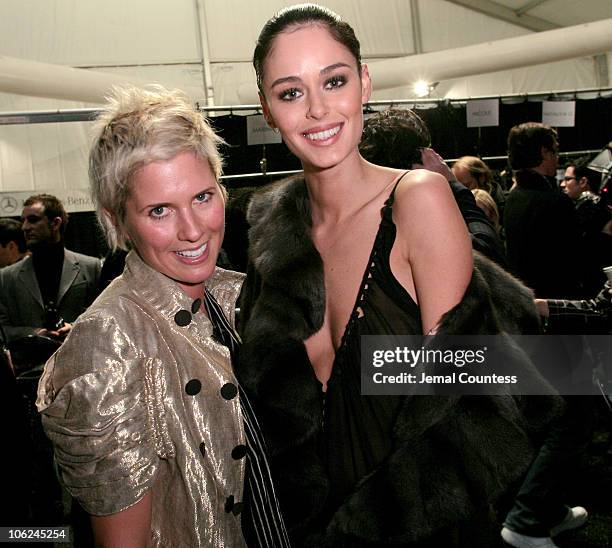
[[303, 154, 398, 225]]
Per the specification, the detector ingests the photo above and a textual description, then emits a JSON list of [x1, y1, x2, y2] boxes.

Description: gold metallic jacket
[[37, 251, 247, 547]]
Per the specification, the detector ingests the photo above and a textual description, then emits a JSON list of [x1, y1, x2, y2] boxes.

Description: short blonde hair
[[89, 85, 224, 250], [471, 188, 500, 232]]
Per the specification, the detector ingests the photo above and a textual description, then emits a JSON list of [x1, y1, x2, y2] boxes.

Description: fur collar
[[246, 175, 325, 339]]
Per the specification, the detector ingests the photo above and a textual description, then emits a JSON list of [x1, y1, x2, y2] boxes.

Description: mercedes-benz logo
[[0, 196, 18, 215]]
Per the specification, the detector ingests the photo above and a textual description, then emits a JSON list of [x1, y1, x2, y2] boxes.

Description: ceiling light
[[413, 80, 439, 98]]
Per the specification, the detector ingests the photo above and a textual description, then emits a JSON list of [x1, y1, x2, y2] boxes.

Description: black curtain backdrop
[[56, 96, 612, 260], [213, 96, 612, 183], [63, 211, 107, 259]]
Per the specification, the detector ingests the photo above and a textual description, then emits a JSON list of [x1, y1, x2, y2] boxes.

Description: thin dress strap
[[323, 169, 419, 508], [382, 170, 410, 220]]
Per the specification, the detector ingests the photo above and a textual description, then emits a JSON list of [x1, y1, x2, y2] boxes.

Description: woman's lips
[[302, 123, 343, 143], [175, 242, 208, 260]]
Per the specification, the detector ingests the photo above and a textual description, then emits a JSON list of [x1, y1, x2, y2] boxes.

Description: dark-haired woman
[[237, 4, 559, 547]]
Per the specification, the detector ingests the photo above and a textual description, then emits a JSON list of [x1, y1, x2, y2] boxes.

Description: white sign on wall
[[247, 114, 282, 145], [466, 99, 499, 128], [542, 101, 575, 127], [0, 189, 94, 217]]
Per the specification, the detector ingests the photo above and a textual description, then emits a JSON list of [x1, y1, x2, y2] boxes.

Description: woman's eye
[[195, 192, 210, 204], [279, 87, 302, 101], [149, 206, 167, 218], [325, 75, 347, 90]]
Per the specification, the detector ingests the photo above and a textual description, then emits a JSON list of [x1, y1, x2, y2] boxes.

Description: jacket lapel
[[18, 257, 44, 307], [57, 251, 78, 305]]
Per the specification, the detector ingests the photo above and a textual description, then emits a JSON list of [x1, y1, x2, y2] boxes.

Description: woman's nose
[[307, 90, 329, 120], [177, 209, 203, 242]]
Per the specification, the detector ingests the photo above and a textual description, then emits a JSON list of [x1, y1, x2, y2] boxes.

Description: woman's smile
[[302, 122, 344, 144]]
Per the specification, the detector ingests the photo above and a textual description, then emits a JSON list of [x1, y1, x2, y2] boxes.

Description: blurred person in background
[[0, 218, 28, 267], [504, 123, 587, 299], [472, 188, 500, 234], [501, 122, 595, 548], [452, 155, 506, 221], [0, 194, 101, 343], [562, 156, 612, 294]]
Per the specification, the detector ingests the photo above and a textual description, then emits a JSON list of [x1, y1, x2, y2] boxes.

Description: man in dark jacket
[[561, 157, 612, 295], [0, 194, 101, 343], [501, 123, 591, 548], [504, 123, 586, 299]]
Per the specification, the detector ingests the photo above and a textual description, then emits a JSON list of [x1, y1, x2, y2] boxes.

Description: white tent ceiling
[[0, 0, 611, 109], [0, 0, 611, 197]]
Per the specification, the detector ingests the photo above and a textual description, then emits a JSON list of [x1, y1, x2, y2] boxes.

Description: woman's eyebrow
[[321, 62, 351, 75], [270, 62, 352, 88], [271, 75, 301, 89]]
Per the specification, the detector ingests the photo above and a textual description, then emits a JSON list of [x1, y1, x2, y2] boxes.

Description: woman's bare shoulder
[[393, 169, 455, 224], [396, 168, 450, 194]]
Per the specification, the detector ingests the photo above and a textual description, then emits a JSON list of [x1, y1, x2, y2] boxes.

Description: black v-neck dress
[[323, 178, 422, 513]]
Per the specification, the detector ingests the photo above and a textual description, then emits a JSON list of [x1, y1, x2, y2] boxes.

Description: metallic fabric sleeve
[[38, 312, 161, 516]]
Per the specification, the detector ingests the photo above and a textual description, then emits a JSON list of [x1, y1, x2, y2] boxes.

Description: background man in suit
[[561, 156, 612, 294], [503, 122, 587, 299], [0, 218, 29, 268], [0, 193, 101, 342], [501, 125, 592, 548], [0, 195, 101, 528]]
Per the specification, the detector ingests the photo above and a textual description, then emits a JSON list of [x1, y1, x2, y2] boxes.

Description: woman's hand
[[412, 148, 454, 181]]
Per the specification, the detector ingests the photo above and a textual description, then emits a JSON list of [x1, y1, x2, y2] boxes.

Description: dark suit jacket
[[504, 169, 586, 299], [0, 249, 101, 341]]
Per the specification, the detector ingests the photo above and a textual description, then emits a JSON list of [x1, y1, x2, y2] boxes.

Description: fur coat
[[236, 175, 561, 547]]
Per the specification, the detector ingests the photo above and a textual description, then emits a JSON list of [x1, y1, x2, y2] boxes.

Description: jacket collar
[[514, 169, 557, 191], [120, 250, 242, 338], [122, 250, 207, 326], [17, 249, 84, 307]]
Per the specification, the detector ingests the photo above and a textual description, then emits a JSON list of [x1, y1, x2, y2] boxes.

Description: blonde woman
[[37, 86, 288, 547]]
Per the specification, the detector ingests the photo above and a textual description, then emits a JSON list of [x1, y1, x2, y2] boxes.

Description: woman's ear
[[259, 92, 277, 129], [361, 64, 372, 105]]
